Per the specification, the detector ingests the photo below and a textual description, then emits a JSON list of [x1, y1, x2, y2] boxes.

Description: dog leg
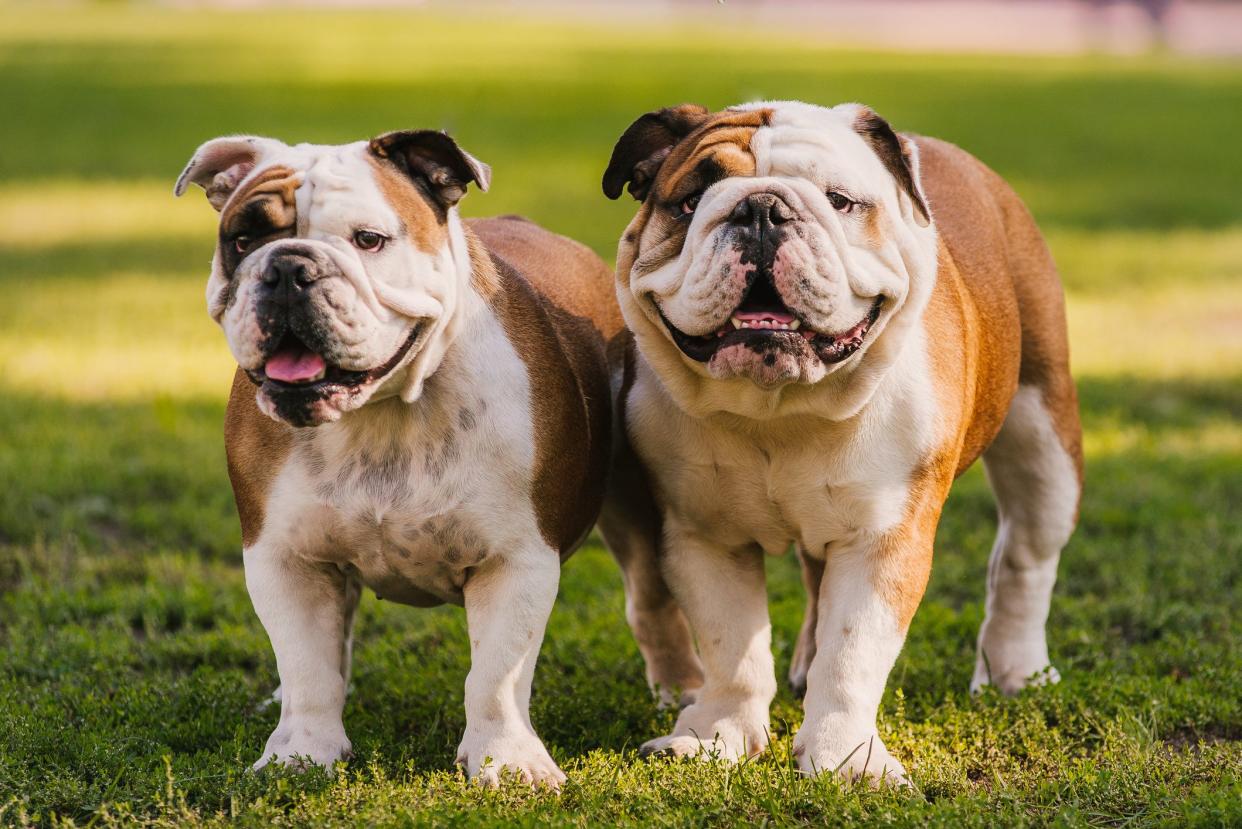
[[599, 478, 704, 707], [788, 547, 824, 698], [973, 385, 1081, 694], [264, 568, 361, 710], [455, 550, 565, 788], [794, 506, 940, 784], [246, 548, 353, 771], [639, 529, 774, 761]]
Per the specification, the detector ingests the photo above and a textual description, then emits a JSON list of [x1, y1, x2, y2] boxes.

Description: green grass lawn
[[1, 6, 1240, 827]]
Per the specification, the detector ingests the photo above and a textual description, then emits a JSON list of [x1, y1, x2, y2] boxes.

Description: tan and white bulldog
[[601, 101, 1084, 783], [175, 129, 622, 785]]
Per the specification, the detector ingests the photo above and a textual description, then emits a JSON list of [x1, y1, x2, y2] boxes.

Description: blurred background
[[0, 0, 1239, 823]]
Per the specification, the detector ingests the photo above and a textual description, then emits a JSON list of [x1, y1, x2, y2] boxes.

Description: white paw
[[639, 700, 768, 761], [252, 719, 351, 772], [794, 731, 909, 786], [972, 640, 1060, 695], [456, 728, 565, 789]]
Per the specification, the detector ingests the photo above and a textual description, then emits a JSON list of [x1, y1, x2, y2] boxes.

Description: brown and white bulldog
[[601, 101, 1083, 783], [175, 129, 622, 785]]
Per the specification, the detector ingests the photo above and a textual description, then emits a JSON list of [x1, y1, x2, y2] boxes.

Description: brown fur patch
[[915, 136, 1082, 487], [368, 155, 448, 256], [603, 103, 713, 201], [470, 216, 622, 340], [465, 225, 502, 299], [475, 219, 613, 556], [220, 165, 299, 237], [652, 108, 771, 204], [872, 454, 954, 629], [224, 369, 293, 547]]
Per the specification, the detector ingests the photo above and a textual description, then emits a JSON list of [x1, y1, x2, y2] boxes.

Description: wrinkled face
[[178, 132, 488, 426], [609, 101, 937, 403]]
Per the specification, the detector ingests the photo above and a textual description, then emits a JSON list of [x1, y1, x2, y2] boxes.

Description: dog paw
[[793, 732, 909, 786], [456, 728, 565, 789], [639, 701, 768, 762], [252, 720, 351, 772], [971, 642, 1061, 695]]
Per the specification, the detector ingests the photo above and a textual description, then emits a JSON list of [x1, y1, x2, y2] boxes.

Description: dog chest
[[263, 373, 532, 606], [632, 373, 918, 555]]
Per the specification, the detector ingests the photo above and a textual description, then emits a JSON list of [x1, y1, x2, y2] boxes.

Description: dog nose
[[263, 253, 317, 290], [728, 192, 792, 230]]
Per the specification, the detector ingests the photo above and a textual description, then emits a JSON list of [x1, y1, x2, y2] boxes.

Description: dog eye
[[352, 230, 388, 252], [679, 193, 702, 216], [233, 236, 253, 254], [826, 191, 855, 213]]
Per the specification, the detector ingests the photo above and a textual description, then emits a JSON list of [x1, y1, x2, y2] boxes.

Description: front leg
[[455, 548, 565, 788], [793, 513, 938, 784], [640, 527, 775, 761], [245, 547, 353, 771]]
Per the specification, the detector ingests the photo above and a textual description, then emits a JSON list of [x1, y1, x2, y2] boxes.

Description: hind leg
[[599, 446, 704, 708], [973, 384, 1082, 694], [788, 548, 823, 697]]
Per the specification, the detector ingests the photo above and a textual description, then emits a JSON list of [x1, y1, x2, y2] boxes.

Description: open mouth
[[659, 276, 883, 365], [246, 325, 423, 394]]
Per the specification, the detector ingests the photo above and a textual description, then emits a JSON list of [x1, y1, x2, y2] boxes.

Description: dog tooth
[[789, 320, 801, 330], [731, 317, 743, 329]]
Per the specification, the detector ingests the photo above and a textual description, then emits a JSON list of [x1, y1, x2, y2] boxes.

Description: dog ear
[[175, 135, 284, 212], [602, 104, 712, 201], [369, 130, 491, 208], [852, 107, 930, 228]]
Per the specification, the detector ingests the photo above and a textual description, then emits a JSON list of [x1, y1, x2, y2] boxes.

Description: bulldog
[[175, 129, 623, 786], [600, 101, 1083, 783]]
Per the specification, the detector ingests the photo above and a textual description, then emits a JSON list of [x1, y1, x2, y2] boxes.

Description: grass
[[1, 5, 1240, 827]]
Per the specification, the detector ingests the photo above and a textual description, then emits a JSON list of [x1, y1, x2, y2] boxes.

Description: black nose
[[263, 252, 318, 291], [728, 192, 792, 231]]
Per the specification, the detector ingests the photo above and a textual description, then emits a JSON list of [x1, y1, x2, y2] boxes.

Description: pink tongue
[[733, 310, 797, 324], [265, 346, 326, 383]]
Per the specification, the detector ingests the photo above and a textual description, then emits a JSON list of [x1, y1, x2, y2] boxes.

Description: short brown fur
[[914, 136, 1083, 486], [870, 136, 1084, 623], [220, 165, 299, 236], [224, 369, 292, 548], [470, 217, 615, 556]]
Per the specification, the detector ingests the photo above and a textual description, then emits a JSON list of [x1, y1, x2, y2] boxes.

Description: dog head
[[176, 130, 490, 427], [603, 101, 938, 419]]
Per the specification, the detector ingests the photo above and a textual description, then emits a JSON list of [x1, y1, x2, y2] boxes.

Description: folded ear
[[368, 129, 490, 208], [602, 103, 712, 201], [851, 107, 930, 228], [174, 135, 285, 211]]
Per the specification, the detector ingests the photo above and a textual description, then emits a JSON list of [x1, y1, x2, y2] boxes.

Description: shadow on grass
[[0, 237, 208, 284]]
